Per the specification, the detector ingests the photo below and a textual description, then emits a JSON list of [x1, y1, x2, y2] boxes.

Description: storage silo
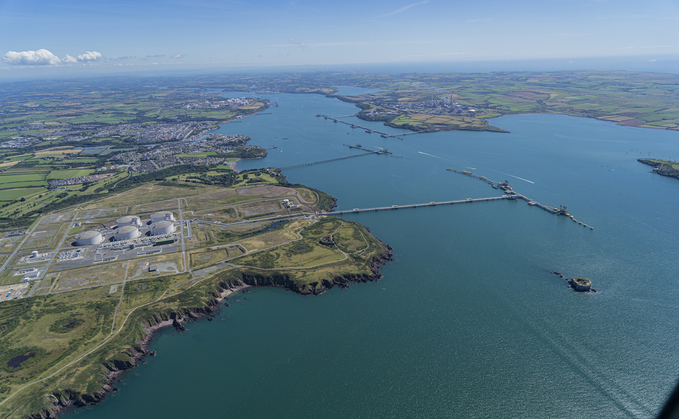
[[116, 215, 141, 228], [150, 220, 175, 236], [151, 211, 175, 223], [115, 226, 140, 241], [76, 230, 103, 246]]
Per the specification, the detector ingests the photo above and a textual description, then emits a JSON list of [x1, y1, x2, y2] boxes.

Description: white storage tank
[[116, 215, 141, 228], [151, 211, 175, 223], [76, 230, 103, 246], [150, 220, 175, 236], [115, 226, 140, 241]]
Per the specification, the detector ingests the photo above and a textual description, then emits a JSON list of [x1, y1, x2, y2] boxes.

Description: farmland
[[160, 70, 679, 133]]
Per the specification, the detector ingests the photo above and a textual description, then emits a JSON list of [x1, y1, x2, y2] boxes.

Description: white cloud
[[172, 54, 184, 59], [77, 51, 103, 61], [63, 54, 77, 63], [3, 49, 62, 66]]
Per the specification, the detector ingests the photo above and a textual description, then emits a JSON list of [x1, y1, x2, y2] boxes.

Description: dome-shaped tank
[[116, 215, 141, 227], [115, 225, 140, 241], [151, 211, 175, 223], [76, 230, 103, 246], [151, 220, 175, 236]]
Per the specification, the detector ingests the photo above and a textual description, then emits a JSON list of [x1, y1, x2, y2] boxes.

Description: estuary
[[66, 89, 679, 418]]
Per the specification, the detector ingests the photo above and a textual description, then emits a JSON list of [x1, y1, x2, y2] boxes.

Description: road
[[28, 212, 79, 297]]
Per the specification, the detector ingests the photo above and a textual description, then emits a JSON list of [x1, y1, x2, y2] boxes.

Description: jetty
[[279, 150, 387, 170], [323, 196, 513, 215], [316, 114, 395, 138], [447, 168, 593, 230], [343, 144, 393, 154]]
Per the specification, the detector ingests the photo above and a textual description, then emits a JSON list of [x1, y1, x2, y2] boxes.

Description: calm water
[[67, 90, 679, 418]]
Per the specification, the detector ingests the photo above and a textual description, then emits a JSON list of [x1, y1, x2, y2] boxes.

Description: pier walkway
[[447, 168, 593, 229], [324, 196, 512, 215], [317, 114, 396, 138], [192, 168, 592, 230], [279, 151, 377, 170]]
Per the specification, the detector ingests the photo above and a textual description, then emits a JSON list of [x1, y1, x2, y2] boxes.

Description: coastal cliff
[[638, 158, 679, 181], [25, 289, 236, 419], [233, 244, 393, 295], [25, 245, 393, 419]]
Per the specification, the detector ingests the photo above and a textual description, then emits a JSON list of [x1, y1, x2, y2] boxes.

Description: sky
[[1, 0, 678, 79]]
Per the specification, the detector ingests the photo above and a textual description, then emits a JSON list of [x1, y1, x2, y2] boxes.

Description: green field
[[0, 181, 48, 190], [0, 174, 46, 183], [0, 187, 46, 202], [46, 169, 94, 180]]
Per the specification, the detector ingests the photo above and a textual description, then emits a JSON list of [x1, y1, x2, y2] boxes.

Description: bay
[[67, 90, 679, 418]]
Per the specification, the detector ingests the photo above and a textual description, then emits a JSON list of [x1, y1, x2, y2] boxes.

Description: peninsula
[[1, 69, 678, 418], [638, 158, 679, 181], [0, 177, 392, 418]]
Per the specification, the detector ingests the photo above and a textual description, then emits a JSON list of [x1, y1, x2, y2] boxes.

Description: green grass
[[0, 174, 45, 184], [0, 187, 46, 202], [5, 154, 33, 162], [0, 181, 48, 190], [46, 169, 94, 180]]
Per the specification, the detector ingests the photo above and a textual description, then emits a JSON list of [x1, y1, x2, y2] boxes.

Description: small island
[[568, 277, 592, 292]]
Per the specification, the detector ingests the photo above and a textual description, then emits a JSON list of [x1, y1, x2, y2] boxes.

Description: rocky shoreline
[[27, 284, 247, 419], [234, 244, 393, 295], [28, 245, 393, 419], [638, 158, 679, 181]]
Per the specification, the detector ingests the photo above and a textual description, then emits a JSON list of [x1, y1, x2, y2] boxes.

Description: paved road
[[28, 212, 79, 297], [177, 198, 190, 276], [0, 216, 45, 274]]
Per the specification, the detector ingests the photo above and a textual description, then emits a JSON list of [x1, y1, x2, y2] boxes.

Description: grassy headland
[[0, 180, 390, 418], [638, 158, 679, 181]]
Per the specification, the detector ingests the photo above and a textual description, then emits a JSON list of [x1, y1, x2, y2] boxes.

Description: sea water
[[67, 91, 679, 418]]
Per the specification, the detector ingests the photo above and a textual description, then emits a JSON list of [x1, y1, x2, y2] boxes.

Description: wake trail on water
[[417, 152, 535, 186], [418, 151, 448, 160], [498, 172, 535, 184]]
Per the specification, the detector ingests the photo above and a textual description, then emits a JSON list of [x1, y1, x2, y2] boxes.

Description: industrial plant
[[75, 230, 103, 246]]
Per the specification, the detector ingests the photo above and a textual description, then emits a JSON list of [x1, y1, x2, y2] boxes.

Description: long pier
[[343, 144, 394, 154], [316, 114, 396, 138], [279, 151, 377, 170], [324, 196, 513, 215]]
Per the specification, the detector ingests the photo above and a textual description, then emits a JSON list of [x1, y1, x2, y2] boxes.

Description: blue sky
[[1, 0, 678, 78]]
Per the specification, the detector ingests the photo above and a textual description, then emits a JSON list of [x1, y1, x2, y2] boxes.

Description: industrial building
[[116, 215, 142, 228], [115, 226, 140, 241], [151, 211, 175, 223], [150, 220, 175, 236], [76, 230, 103, 246], [23, 269, 40, 282]]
